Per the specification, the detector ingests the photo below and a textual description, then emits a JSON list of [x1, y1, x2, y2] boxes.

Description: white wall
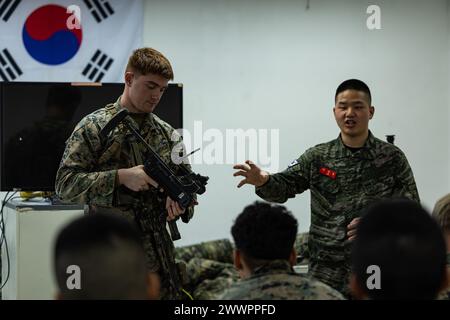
[[142, 0, 450, 246], [1, 1, 449, 247]]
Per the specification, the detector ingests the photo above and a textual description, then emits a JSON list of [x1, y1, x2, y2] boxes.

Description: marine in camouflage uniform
[[219, 260, 344, 300], [56, 98, 194, 299], [176, 239, 237, 299], [185, 258, 239, 299], [175, 236, 311, 299], [255, 131, 419, 295], [176, 239, 234, 264]]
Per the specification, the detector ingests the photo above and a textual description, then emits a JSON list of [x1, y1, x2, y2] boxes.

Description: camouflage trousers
[[309, 260, 352, 298], [140, 230, 186, 300]]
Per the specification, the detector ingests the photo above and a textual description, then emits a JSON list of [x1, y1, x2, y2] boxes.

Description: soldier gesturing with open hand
[[233, 160, 270, 188], [230, 79, 420, 298]]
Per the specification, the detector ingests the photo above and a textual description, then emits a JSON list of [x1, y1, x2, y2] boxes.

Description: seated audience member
[[432, 194, 450, 300], [53, 213, 160, 300], [350, 199, 448, 300], [220, 201, 344, 300], [175, 239, 238, 299], [185, 258, 239, 299], [174, 233, 310, 299], [176, 238, 234, 264]]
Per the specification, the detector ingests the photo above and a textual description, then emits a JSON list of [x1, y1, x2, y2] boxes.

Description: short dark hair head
[[231, 201, 298, 266], [54, 213, 148, 299], [335, 79, 372, 105], [352, 199, 447, 300]]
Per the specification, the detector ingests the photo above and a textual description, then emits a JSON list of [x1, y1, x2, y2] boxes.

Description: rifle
[[100, 108, 209, 240]]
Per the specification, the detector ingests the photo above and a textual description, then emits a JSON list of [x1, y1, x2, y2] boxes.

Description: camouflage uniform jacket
[[185, 258, 239, 300], [220, 260, 344, 300], [55, 97, 194, 299], [255, 131, 419, 294], [175, 237, 311, 299]]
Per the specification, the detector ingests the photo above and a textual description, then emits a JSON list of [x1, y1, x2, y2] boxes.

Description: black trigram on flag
[[83, 0, 115, 23], [0, 0, 21, 22], [0, 48, 22, 81], [82, 50, 113, 82]]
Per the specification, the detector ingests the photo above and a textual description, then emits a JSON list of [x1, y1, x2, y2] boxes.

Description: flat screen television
[[0, 82, 183, 191]]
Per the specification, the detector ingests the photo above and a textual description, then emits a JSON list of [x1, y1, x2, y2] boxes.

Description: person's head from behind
[[123, 47, 174, 114], [54, 213, 160, 300], [231, 201, 298, 278], [432, 193, 450, 250], [350, 199, 448, 300], [333, 79, 374, 141]]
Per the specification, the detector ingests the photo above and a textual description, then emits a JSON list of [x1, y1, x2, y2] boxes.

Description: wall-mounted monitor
[[0, 82, 183, 191]]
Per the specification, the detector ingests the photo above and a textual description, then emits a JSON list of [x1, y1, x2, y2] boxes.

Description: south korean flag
[[0, 0, 143, 82]]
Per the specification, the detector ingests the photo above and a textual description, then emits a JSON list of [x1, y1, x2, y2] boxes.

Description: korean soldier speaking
[[233, 79, 419, 296]]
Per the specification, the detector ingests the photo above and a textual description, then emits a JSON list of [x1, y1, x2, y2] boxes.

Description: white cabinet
[[1, 201, 85, 300]]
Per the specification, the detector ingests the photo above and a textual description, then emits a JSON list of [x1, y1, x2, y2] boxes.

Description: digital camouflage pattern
[[219, 260, 345, 300], [175, 235, 309, 299], [56, 97, 194, 299], [176, 235, 308, 264], [176, 239, 237, 299], [256, 132, 419, 296], [185, 258, 239, 299], [176, 239, 234, 264]]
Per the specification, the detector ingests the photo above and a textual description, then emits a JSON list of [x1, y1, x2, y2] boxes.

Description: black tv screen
[[0, 82, 183, 191]]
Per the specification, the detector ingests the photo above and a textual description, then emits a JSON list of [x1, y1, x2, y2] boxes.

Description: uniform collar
[[251, 259, 294, 277], [113, 96, 156, 129], [333, 130, 377, 160]]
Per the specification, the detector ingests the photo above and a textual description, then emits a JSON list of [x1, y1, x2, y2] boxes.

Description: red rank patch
[[319, 167, 337, 180]]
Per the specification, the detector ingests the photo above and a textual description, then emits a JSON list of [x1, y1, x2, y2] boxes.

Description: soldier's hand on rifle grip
[[166, 196, 185, 221], [118, 165, 159, 192]]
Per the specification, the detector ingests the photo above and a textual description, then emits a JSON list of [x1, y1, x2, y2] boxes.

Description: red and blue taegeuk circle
[[22, 4, 82, 65]]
